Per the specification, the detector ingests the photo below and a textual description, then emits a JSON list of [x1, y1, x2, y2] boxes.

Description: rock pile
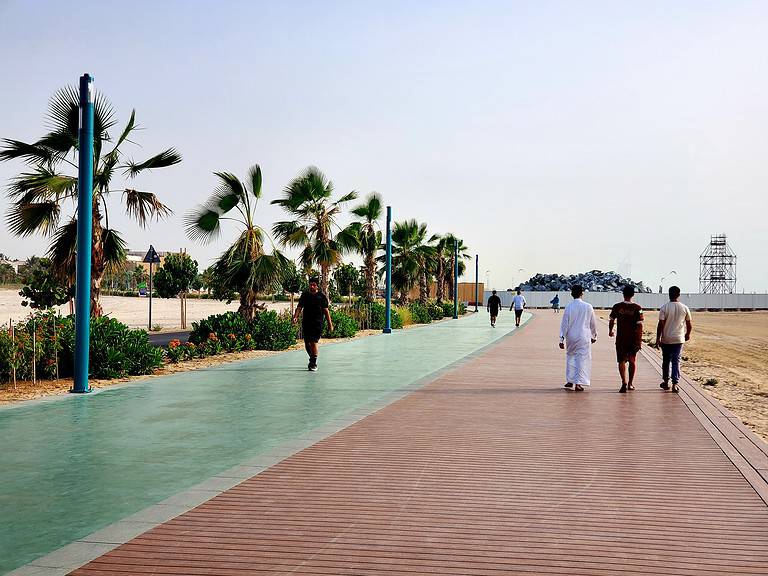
[[517, 271, 652, 293]]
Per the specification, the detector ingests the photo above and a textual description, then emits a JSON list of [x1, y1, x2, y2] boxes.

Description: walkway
[[1, 312, 520, 575], [10, 311, 768, 575]]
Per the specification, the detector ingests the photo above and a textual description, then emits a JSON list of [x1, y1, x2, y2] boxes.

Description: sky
[[1, 0, 766, 292]]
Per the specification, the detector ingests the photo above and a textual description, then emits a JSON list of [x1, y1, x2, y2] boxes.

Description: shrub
[[394, 306, 413, 326], [325, 309, 359, 339], [251, 311, 297, 350], [440, 301, 467, 317], [427, 302, 444, 321], [190, 312, 249, 345], [407, 302, 432, 324]]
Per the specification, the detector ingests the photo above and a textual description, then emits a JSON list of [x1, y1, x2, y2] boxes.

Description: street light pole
[[474, 254, 479, 312], [72, 74, 94, 394], [383, 206, 392, 334], [453, 239, 459, 319]]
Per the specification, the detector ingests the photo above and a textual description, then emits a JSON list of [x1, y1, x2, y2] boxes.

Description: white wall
[[484, 291, 768, 310]]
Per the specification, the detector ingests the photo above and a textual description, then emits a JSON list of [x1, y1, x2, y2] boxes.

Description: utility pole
[[384, 206, 392, 334]]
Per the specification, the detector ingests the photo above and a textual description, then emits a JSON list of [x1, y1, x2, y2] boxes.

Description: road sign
[[143, 245, 161, 264]]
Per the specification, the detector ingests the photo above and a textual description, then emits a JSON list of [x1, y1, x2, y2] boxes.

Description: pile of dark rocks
[[517, 270, 652, 293]]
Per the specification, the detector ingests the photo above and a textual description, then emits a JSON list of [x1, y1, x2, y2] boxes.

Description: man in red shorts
[[609, 285, 644, 393]]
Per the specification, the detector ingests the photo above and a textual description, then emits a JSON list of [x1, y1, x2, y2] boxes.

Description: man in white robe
[[559, 285, 598, 391]]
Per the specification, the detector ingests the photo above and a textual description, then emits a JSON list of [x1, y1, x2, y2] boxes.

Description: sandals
[[564, 383, 573, 389], [660, 382, 670, 391], [575, 384, 585, 392], [628, 384, 635, 391], [671, 383, 679, 394]]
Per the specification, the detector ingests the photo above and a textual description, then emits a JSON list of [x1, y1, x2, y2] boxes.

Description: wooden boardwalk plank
[[70, 312, 768, 575]]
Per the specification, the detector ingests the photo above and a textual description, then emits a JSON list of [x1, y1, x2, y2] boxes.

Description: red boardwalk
[[72, 313, 768, 575]]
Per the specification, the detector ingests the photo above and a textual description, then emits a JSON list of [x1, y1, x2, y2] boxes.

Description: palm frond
[[351, 192, 383, 221], [122, 148, 182, 177], [246, 164, 262, 198], [9, 168, 77, 201], [0, 139, 54, 164], [272, 220, 309, 248], [334, 190, 358, 206], [211, 184, 241, 214], [184, 206, 222, 244], [102, 227, 128, 272], [123, 189, 173, 227], [47, 218, 78, 282], [7, 201, 61, 236], [335, 223, 361, 253], [113, 109, 137, 151]]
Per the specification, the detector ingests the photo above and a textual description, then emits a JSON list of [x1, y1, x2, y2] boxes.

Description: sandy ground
[[0, 289, 290, 329], [595, 310, 768, 443]]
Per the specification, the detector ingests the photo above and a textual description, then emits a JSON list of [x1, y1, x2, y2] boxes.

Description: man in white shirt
[[655, 286, 692, 393], [509, 289, 527, 327], [559, 285, 598, 392]]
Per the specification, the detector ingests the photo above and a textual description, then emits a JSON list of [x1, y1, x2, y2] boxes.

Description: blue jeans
[[661, 343, 683, 383]]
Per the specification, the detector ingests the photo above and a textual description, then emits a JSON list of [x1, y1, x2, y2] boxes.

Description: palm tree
[[0, 86, 181, 316], [343, 192, 383, 301], [185, 165, 289, 320], [271, 166, 357, 296], [440, 234, 471, 300], [384, 219, 433, 304]]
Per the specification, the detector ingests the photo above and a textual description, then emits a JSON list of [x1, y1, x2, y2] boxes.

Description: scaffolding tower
[[699, 234, 737, 294]]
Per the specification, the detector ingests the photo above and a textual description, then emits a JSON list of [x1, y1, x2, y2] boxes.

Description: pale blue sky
[[1, 0, 766, 292]]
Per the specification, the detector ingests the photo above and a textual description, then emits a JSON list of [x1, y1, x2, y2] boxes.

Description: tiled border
[[5, 313, 529, 576]]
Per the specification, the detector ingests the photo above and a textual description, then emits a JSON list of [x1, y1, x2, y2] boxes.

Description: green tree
[[438, 234, 471, 300], [153, 253, 198, 299], [383, 219, 434, 304], [18, 257, 72, 310], [0, 86, 181, 316], [342, 192, 383, 301], [131, 264, 147, 291], [333, 262, 363, 299], [281, 260, 303, 295], [0, 263, 17, 284], [271, 166, 358, 296], [185, 165, 289, 320]]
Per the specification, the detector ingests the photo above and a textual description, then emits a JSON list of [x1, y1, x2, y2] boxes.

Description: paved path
[[1, 312, 522, 575], [60, 311, 768, 575]]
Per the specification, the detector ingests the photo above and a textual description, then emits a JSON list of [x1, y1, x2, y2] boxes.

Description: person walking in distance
[[293, 277, 334, 372], [656, 286, 692, 393], [486, 290, 502, 327], [509, 289, 527, 327], [609, 285, 644, 393], [559, 285, 598, 392], [550, 294, 560, 313]]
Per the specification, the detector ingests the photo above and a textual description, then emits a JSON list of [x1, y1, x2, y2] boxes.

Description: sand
[[0, 289, 290, 330], [596, 310, 768, 443]]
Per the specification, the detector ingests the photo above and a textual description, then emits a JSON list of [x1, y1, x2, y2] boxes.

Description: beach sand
[[0, 289, 290, 329]]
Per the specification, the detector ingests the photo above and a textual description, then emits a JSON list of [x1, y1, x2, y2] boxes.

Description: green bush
[[408, 302, 432, 324], [59, 317, 163, 379], [439, 301, 467, 317], [427, 302, 444, 320], [251, 311, 298, 350], [189, 311, 297, 353], [324, 309, 359, 338], [351, 301, 403, 330]]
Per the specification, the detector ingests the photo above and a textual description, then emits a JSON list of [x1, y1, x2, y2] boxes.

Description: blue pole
[[383, 206, 392, 333], [474, 254, 479, 312], [453, 239, 459, 319], [72, 74, 94, 394]]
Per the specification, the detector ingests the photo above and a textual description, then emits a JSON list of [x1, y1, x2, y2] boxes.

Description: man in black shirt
[[486, 290, 502, 327], [293, 277, 334, 371]]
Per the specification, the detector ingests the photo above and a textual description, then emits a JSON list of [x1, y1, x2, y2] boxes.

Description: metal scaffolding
[[699, 234, 737, 294]]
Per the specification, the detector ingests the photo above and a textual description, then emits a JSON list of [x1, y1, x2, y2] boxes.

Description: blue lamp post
[[383, 206, 392, 334], [72, 74, 94, 394], [474, 254, 479, 312], [453, 239, 458, 319]]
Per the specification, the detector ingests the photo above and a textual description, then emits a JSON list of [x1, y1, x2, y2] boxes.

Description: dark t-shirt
[[610, 301, 643, 349], [298, 290, 329, 327], [487, 295, 501, 312]]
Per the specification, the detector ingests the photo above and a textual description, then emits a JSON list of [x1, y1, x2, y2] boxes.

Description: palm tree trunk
[[90, 213, 105, 317], [238, 289, 256, 321], [365, 250, 376, 301], [419, 262, 428, 305], [320, 264, 330, 299]]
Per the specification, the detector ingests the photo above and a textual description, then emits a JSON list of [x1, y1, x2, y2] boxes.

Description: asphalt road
[[148, 330, 191, 348]]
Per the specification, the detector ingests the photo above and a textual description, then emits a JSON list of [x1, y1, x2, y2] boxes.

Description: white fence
[[484, 291, 768, 311]]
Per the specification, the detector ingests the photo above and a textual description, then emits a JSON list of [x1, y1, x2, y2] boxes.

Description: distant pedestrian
[[293, 277, 334, 372], [559, 285, 597, 392], [609, 285, 644, 393], [486, 290, 502, 327], [655, 286, 692, 393], [509, 289, 527, 327], [550, 294, 560, 313]]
